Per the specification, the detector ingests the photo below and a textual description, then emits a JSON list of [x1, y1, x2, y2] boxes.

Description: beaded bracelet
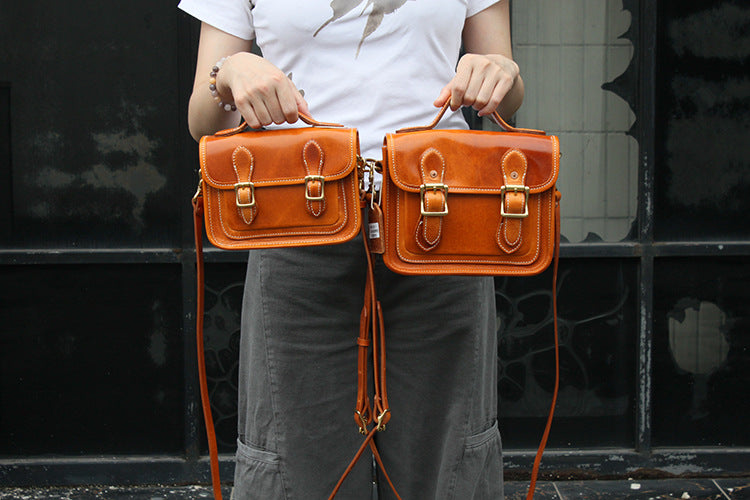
[[209, 57, 237, 112]]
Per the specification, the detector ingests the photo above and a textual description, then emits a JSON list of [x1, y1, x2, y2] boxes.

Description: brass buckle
[[357, 156, 367, 196], [234, 182, 255, 208], [419, 183, 448, 216], [192, 178, 203, 202], [304, 175, 325, 201], [500, 184, 529, 218], [357, 158, 382, 207]]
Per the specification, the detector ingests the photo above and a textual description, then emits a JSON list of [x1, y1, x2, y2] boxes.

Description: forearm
[[452, 0, 523, 121], [188, 74, 242, 142], [186, 24, 255, 142]]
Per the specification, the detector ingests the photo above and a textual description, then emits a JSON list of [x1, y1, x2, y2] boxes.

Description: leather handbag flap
[[385, 129, 559, 194], [200, 127, 359, 188]]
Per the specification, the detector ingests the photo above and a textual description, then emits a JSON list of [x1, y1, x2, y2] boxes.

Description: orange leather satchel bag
[[196, 115, 362, 250], [381, 102, 561, 276], [379, 103, 562, 500], [192, 114, 373, 500], [193, 114, 402, 500]]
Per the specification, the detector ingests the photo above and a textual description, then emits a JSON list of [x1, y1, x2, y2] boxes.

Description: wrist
[[209, 56, 237, 112], [487, 53, 519, 81]]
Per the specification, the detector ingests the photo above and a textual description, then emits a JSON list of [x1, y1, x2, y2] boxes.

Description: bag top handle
[[213, 111, 344, 137], [297, 111, 345, 128], [395, 100, 546, 135]]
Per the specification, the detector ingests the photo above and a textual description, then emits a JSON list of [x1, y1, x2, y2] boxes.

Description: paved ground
[[1, 479, 748, 499]]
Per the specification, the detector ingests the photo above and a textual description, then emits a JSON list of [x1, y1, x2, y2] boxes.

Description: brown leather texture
[[199, 125, 362, 249], [382, 126, 560, 276]]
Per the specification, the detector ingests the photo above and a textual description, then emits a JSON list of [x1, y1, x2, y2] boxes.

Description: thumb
[[295, 91, 310, 116], [433, 86, 451, 108]]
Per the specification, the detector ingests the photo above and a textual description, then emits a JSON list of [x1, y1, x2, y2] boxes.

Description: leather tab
[[368, 204, 386, 254], [415, 148, 446, 251], [233, 146, 257, 224], [497, 149, 528, 253], [303, 140, 326, 216]]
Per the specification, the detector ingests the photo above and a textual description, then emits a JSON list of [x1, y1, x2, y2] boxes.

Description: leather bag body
[[199, 123, 362, 249], [381, 113, 560, 276]]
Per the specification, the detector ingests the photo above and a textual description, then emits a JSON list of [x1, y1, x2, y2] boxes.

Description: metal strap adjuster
[[420, 183, 448, 216], [500, 184, 530, 218], [304, 175, 325, 201], [234, 182, 255, 208], [376, 409, 390, 431]]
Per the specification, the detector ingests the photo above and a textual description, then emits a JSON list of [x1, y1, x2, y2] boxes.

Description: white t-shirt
[[179, 0, 500, 158]]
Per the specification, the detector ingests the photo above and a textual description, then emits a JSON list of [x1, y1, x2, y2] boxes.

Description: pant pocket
[[233, 438, 287, 500], [453, 421, 503, 500]]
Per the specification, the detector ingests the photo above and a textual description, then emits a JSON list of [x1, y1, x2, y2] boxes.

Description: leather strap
[[497, 149, 528, 253], [193, 192, 224, 500], [331, 198, 401, 499], [526, 190, 561, 500], [232, 146, 257, 224], [415, 148, 447, 251], [303, 140, 326, 216]]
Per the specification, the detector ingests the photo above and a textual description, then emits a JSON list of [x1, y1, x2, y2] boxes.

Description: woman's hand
[[434, 0, 524, 121], [216, 52, 309, 129], [434, 53, 520, 117], [188, 23, 311, 140]]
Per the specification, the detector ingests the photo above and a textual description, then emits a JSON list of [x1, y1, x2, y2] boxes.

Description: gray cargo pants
[[232, 235, 502, 500]]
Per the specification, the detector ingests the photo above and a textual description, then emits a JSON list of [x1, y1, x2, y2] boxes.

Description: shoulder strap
[[526, 190, 561, 500], [192, 190, 224, 500], [328, 205, 401, 499]]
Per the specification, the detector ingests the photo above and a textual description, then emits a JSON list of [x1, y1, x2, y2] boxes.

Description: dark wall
[[0, 2, 199, 458], [655, 0, 750, 239], [0, 1, 196, 248], [652, 0, 750, 448]]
